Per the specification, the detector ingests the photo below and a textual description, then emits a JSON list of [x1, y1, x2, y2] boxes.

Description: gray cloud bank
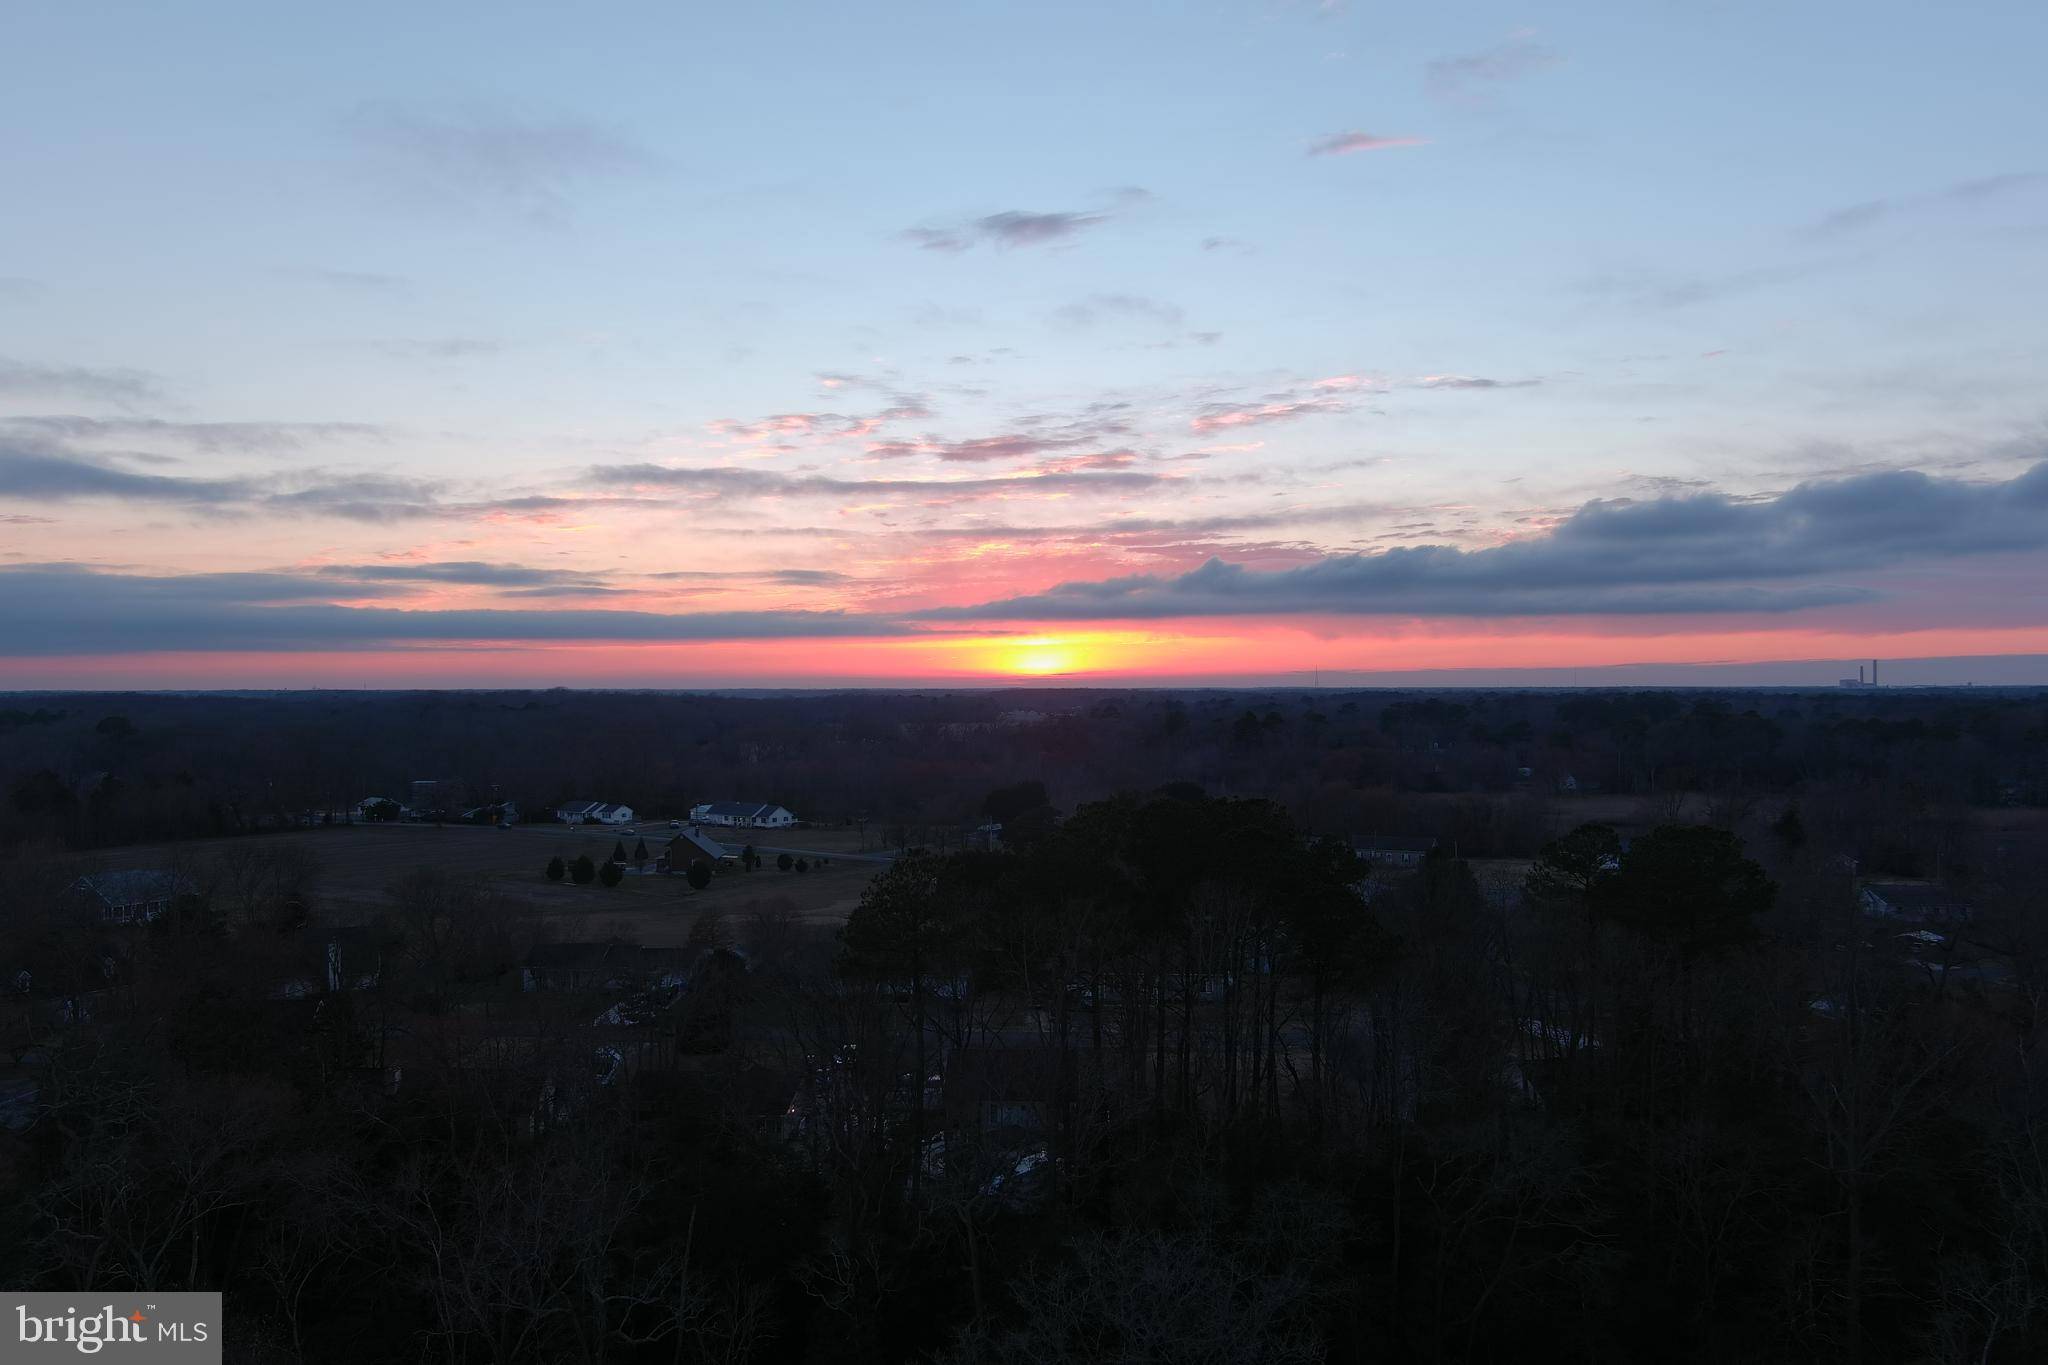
[[902, 199, 1138, 252], [0, 565, 893, 657], [922, 462, 2048, 620], [3, 462, 2043, 656], [0, 357, 163, 407]]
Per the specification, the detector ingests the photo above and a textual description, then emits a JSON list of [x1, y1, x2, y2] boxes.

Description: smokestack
[[1858, 665, 1865, 684], [1872, 658, 1879, 686]]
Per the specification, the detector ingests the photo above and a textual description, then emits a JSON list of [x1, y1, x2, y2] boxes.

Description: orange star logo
[[128, 1310, 148, 1323]]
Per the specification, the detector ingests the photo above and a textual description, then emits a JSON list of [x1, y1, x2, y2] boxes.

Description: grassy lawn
[[66, 822, 881, 944]]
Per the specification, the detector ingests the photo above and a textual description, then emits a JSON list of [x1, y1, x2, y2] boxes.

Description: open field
[[64, 823, 884, 946]]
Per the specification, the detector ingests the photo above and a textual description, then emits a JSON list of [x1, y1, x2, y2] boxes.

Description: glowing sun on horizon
[[1001, 637, 1082, 676]]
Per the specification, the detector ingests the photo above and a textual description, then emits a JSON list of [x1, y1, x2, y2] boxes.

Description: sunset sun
[[1002, 638, 1081, 676]]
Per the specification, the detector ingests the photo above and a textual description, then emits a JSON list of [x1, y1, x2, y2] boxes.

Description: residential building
[[555, 800, 634, 825], [690, 801, 797, 829], [943, 1046, 1060, 1136], [661, 828, 728, 870], [1351, 835, 1436, 869], [1861, 882, 1975, 923], [73, 870, 189, 925], [410, 778, 453, 808]]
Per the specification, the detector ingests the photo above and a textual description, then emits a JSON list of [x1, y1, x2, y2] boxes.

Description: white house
[[690, 801, 797, 829], [556, 801, 635, 826], [1351, 835, 1436, 869]]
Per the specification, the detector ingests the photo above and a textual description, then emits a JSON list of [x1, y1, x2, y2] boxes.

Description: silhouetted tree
[[840, 851, 956, 1198], [1525, 823, 1622, 908], [545, 855, 565, 882], [983, 780, 1059, 848], [687, 859, 712, 891], [1525, 821, 1622, 937], [1600, 824, 1775, 956], [571, 854, 596, 885]]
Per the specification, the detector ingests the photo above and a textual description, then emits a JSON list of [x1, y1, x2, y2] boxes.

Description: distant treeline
[[2, 688, 2045, 861]]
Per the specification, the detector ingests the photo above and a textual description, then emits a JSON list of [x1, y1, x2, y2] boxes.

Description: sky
[[1, 0, 2044, 688]]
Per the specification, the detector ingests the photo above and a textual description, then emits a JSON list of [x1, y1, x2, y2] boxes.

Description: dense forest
[[4, 690, 2047, 1361], [5, 686, 2047, 860]]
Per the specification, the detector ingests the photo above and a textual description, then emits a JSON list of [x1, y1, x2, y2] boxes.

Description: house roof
[[669, 829, 726, 861], [1863, 882, 1974, 915], [558, 800, 629, 817], [699, 801, 788, 819], [75, 869, 188, 907]]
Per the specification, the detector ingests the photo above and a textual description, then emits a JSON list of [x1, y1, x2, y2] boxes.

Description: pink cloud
[[1188, 398, 1345, 433], [711, 413, 825, 440], [1307, 131, 1427, 157], [709, 398, 930, 447], [1032, 450, 1140, 474]]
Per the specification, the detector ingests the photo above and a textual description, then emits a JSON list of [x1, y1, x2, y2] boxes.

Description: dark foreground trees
[[4, 791, 2042, 1363]]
